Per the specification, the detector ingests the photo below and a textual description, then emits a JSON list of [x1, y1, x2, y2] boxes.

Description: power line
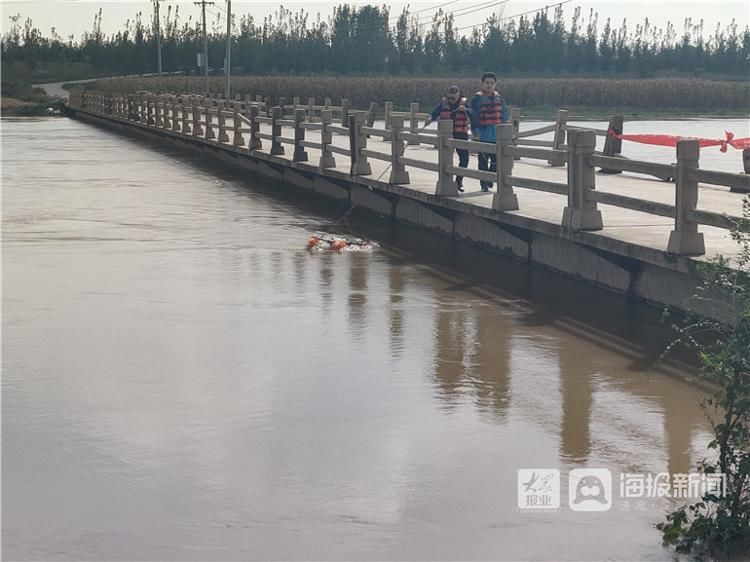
[[393, 0, 509, 25], [438, 0, 510, 22], [389, 0, 461, 21], [454, 0, 572, 32]]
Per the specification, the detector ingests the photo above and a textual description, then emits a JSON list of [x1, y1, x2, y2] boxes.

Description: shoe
[[481, 186, 489, 192], [457, 183, 464, 192]]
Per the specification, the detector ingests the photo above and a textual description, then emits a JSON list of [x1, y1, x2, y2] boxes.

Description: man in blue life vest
[[425, 85, 472, 192], [470, 72, 509, 191]]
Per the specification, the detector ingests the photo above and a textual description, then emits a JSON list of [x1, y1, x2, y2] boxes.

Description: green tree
[[659, 198, 750, 558]]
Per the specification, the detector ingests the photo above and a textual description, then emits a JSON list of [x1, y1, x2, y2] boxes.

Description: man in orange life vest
[[470, 72, 509, 192], [425, 85, 472, 192]]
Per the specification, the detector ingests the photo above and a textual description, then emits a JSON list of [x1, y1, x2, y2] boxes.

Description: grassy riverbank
[[92, 76, 750, 116]]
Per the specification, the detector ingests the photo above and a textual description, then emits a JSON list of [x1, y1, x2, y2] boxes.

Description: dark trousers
[[453, 132, 469, 186], [478, 140, 496, 189]]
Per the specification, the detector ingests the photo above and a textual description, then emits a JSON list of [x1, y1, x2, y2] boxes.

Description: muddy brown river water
[[2, 117, 735, 560]]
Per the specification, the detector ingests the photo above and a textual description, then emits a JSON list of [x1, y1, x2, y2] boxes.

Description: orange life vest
[[475, 91, 503, 126], [439, 97, 469, 134]]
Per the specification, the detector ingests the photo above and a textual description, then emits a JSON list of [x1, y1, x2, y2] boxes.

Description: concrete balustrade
[[494, 124, 520, 211], [293, 109, 308, 162], [67, 89, 749, 259], [563, 129, 603, 231], [667, 140, 704, 255], [349, 111, 372, 176], [270, 107, 284, 156], [389, 116, 410, 185], [435, 120, 458, 196], [319, 110, 336, 170]]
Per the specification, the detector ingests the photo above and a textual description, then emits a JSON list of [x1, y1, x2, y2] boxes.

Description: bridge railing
[[69, 89, 750, 257]]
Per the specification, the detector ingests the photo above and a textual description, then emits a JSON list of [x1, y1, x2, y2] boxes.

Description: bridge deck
[[247, 122, 745, 261]]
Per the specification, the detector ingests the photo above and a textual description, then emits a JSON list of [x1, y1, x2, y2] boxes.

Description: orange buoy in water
[[307, 236, 321, 249], [330, 239, 347, 251]]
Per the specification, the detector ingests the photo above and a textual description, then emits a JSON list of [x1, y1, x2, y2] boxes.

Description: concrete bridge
[[65, 90, 749, 320]]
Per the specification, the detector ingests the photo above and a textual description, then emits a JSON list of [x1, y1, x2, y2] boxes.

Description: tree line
[[2, 3, 749, 79]]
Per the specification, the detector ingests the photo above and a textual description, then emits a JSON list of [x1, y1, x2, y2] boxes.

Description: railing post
[[293, 108, 308, 162], [156, 98, 164, 128], [341, 98, 350, 127], [249, 105, 262, 150], [510, 107, 521, 161], [366, 102, 378, 127], [147, 95, 155, 125], [233, 110, 245, 147], [667, 139, 705, 255], [127, 94, 134, 120], [389, 115, 410, 184], [217, 107, 230, 142], [182, 101, 192, 135], [435, 119, 458, 196], [141, 94, 149, 122], [319, 109, 336, 170], [562, 129, 603, 231], [171, 102, 181, 132], [270, 106, 284, 155], [349, 111, 371, 176], [264, 96, 272, 117], [308, 97, 316, 122], [549, 109, 568, 166], [163, 99, 171, 129], [407, 102, 419, 145], [493, 124, 520, 211], [293, 96, 300, 111], [384, 101, 393, 130], [205, 107, 216, 140], [192, 104, 203, 137], [600, 114, 624, 174], [324, 97, 331, 113], [278, 97, 288, 118]]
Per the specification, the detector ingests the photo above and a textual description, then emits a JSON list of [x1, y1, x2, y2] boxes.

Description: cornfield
[[94, 76, 750, 113]]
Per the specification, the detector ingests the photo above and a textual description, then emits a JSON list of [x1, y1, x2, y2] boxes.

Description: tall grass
[[95, 76, 750, 113]]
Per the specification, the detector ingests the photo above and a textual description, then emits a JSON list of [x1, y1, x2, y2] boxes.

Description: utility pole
[[154, 0, 162, 76], [195, 0, 213, 94], [224, 0, 231, 97]]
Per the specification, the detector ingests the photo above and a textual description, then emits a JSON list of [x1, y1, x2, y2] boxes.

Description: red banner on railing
[[608, 130, 750, 152]]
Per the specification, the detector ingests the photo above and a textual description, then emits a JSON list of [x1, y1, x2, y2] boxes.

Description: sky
[[1, 0, 748, 39]]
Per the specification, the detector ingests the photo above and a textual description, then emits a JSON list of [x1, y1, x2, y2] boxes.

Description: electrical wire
[[453, 0, 572, 32], [389, 0, 462, 21]]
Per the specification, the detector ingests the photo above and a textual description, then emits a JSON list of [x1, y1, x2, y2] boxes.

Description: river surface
[[1, 117, 730, 561]]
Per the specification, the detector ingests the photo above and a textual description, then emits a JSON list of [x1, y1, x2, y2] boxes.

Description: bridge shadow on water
[[114, 121, 706, 472]]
